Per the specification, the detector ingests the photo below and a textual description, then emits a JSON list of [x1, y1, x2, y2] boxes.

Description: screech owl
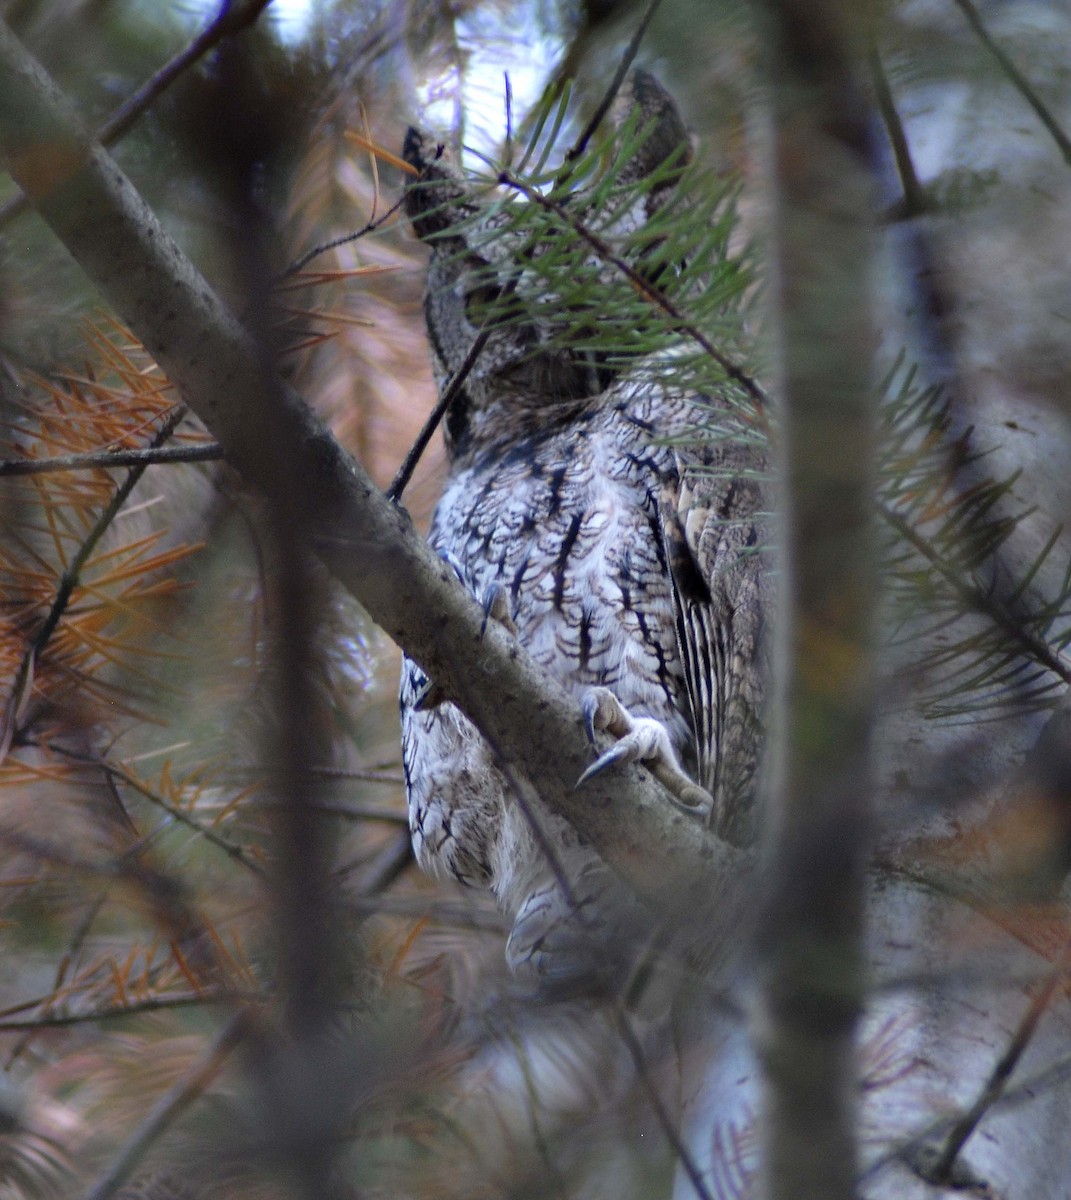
[[399, 71, 768, 994]]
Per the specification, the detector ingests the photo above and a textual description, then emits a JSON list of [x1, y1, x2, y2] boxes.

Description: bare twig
[[929, 934, 1071, 1181], [862, 1043, 1071, 1185], [0, 441, 223, 477], [611, 1005, 715, 1200], [0, 0, 274, 231], [487, 754, 715, 1198], [80, 1010, 250, 1200], [348, 894, 506, 932], [498, 172, 768, 414], [950, 0, 1071, 168], [277, 192, 409, 283], [0, 991, 245, 1031], [311, 801, 406, 822], [869, 49, 930, 219], [350, 826, 414, 896], [309, 765, 405, 786], [4, 891, 108, 1068], [562, 0, 665, 166], [386, 326, 492, 502]]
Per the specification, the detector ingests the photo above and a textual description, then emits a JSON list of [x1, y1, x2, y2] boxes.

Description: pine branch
[[1, 405, 187, 762], [68, 749, 267, 876], [880, 501, 1071, 690], [498, 169, 768, 412]]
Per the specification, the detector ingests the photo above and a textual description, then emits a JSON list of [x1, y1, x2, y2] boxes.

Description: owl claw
[[578, 687, 710, 809], [438, 549, 467, 583], [412, 673, 447, 711], [480, 582, 518, 638]]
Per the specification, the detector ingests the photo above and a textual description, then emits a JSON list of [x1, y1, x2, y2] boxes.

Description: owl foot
[[578, 687, 710, 808], [506, 862, 646, 999]]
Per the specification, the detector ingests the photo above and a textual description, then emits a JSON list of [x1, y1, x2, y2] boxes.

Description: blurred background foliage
[[1, 0, 1071, 1197]]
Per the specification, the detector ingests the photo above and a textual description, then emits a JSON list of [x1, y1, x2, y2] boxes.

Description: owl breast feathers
[[398, 71, 768, 994]]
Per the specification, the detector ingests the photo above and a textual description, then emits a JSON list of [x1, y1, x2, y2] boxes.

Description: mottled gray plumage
[[399, 73, 768, 992]]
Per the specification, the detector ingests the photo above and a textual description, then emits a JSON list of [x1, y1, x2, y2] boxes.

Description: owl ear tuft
[[611, 69, 693, 195]]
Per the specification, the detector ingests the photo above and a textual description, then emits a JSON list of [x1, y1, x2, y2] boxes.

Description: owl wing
[[659, 433, 769, 845]]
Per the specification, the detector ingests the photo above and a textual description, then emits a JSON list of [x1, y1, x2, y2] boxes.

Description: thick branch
[[0, 20, 746, 925], [750, 2, 880, 1199]]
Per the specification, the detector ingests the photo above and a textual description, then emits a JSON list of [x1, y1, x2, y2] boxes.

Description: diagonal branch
[[950, 0, 1071, 168], [0, 20, 748, 931], [81, 1010, 250, 1200], [0, 0, 274, 231]]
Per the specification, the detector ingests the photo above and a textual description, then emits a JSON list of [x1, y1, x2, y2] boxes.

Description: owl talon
[[578, 687, 710, 809], [412, 673, 447, 711], [438, 549, 467, 583], [480, 582, 518, 638]]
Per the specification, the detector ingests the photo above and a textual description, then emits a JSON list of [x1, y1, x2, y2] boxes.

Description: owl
[[399, 72, 768, 995]]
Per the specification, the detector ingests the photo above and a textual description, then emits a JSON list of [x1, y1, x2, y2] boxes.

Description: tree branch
[[950, 0, 1071, 168], [750, 2, 881, 1198], [0, 0, 274, 231], [0, 441, 223, 477], [0, 20, 747, 932]]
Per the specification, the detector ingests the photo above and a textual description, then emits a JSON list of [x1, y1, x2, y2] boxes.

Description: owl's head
[[402, 70, 691, 461]]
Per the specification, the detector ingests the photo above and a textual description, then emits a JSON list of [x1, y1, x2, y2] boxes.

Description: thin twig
[[386, 326, 493, 502], [929, 934, 1071, 1181], [0, 0, 274, 232], [0, 442, 223, 477], [349, 827, 414, 896], [869, 49, 930, 219], [862, 1043, 1071, 1184], [309, 801, 406, 822], [4, 891, 109, 1068], [950, 0, 1071, 168], [80, 1010, 250, 1200], [0, 991, 244, 1031], [499, 172, 768, 414], [277, 192, 409, 283], [485, 748, 713, 1199], [563, 0, 665, 166], [611, 1004, 715, 1200], [49, 745, 267, 876]]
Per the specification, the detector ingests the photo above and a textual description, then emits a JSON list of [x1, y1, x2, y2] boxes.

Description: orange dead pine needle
[[344, 129, 420, 176]]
